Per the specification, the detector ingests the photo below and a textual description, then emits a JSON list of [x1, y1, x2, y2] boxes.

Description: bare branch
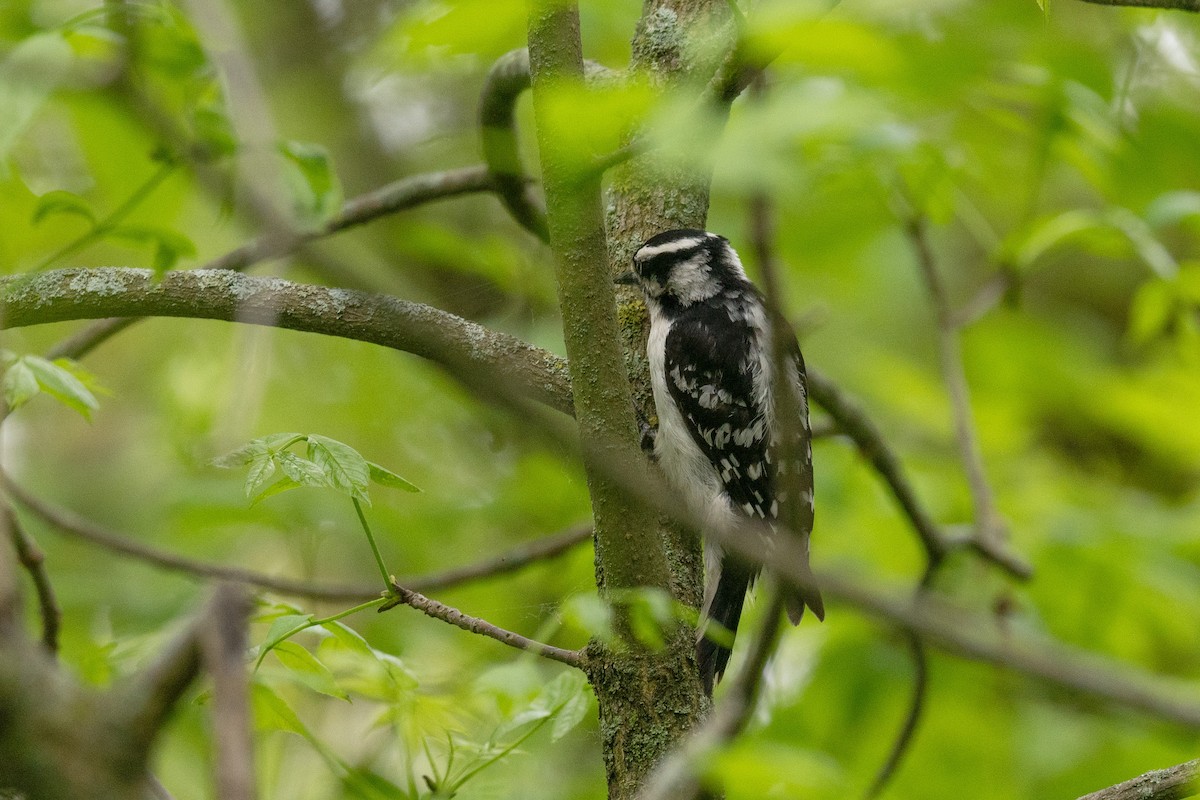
[[6, 479, 590, 600], [200, 584, 256, 800], [480, 49, 550, 241], [381, 580, 585, 669], [904, 211, 1005, 546], [3, 268, 574, 416], [805, 368, 1032, 581], [413, 525, 593, 592], [1075, 0, 1198, 9], [865, 633, 928, 800], [1074, 759, 1199, 800], [46, 166, 499, 361], [6, 506, 61, 655]]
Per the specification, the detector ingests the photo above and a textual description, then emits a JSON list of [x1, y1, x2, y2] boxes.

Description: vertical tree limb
[[201, 584, 257, 800], [527, 3, 708, 796], [526, 0, 668, 595]]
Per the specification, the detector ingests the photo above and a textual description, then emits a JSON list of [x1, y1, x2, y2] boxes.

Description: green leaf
[[243, 452, 277, 497], [367, 460, 420, 493], [306, 434, 371, 500], [1104, 208, 1178, 280], [1177, 262, 1200, 305], [251, 682, 313, 739], [256, 613, 315, 669], [552, 688, 589, 741], [32, 190, 96, 227], [192, 102, 239, 160], [210, 439, 270, 469], [270, 641, 350, 701], [23, 356, 100, 419], [250, 476, 303, 506], [3, 360, 40, 411], [318, 619, 378, 659], [561, 594, 616, 644], [1003, 209, 1101, 271], [337, 764, 409, 800], [277, 451, 330, 488], [543, 671, 589, 741], [279, 140, 343, 225]]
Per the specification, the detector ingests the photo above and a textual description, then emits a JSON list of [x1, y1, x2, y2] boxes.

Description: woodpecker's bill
[[617, 229, 823, 693]]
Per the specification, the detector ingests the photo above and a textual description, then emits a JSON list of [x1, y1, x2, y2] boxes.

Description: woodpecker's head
[[617, 229, 750, 309]]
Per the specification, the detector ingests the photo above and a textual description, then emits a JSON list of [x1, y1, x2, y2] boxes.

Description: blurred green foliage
[[2, 0, 1199, 798]]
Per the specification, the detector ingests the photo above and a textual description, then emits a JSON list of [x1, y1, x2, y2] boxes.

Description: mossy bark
[[527, 2, 736, 797], [527, 1, 737, 797]]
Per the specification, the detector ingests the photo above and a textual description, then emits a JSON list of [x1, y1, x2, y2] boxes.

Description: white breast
[[646, 307, 736, 533]]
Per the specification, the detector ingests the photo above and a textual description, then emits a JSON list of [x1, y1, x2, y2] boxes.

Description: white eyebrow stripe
[[635, 236, 708, 260]]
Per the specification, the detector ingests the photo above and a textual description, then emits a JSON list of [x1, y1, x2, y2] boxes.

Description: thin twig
[[5, 478, 590, 600], [412, 525, 593, 592], [805, 368, 1032, 580], [5, 506, 61, 655], [865, 632, 928, 799], [903, 211, 1006, 547], [381, 580, 586, 669], [1073, 759, 1199, 800], [46, 165, 499, 361], [201, 584, 257, 800]]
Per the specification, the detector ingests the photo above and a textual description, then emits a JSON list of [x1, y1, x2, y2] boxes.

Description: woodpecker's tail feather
[[696, 564, 754, 695], [784, 562, 825, 625]]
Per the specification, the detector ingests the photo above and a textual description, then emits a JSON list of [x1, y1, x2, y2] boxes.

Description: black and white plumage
[[620, 229, 824, 693]]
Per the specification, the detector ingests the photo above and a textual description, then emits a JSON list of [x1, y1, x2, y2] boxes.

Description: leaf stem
[[311, 596, 388, 626], [353, 497, 392, 591], [35, 160, 177, 272]]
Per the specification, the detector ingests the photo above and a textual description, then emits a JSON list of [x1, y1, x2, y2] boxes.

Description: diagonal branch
[[1074, 759, 1199, 800], [6, 478, 590, 601], [3, 268, 574, 415], [806, 368, 1032, 580], [381, 580, 585, 668], [119, 595, 208, 754]]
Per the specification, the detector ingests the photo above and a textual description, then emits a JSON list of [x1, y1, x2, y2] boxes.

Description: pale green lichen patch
[[66, 268, 149, 298]]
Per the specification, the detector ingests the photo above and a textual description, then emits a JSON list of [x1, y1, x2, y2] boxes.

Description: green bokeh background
[[2, 0, 1198, 797]]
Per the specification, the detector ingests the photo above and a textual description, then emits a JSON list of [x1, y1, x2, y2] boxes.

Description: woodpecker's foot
[[634, 404, 657, 458]]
